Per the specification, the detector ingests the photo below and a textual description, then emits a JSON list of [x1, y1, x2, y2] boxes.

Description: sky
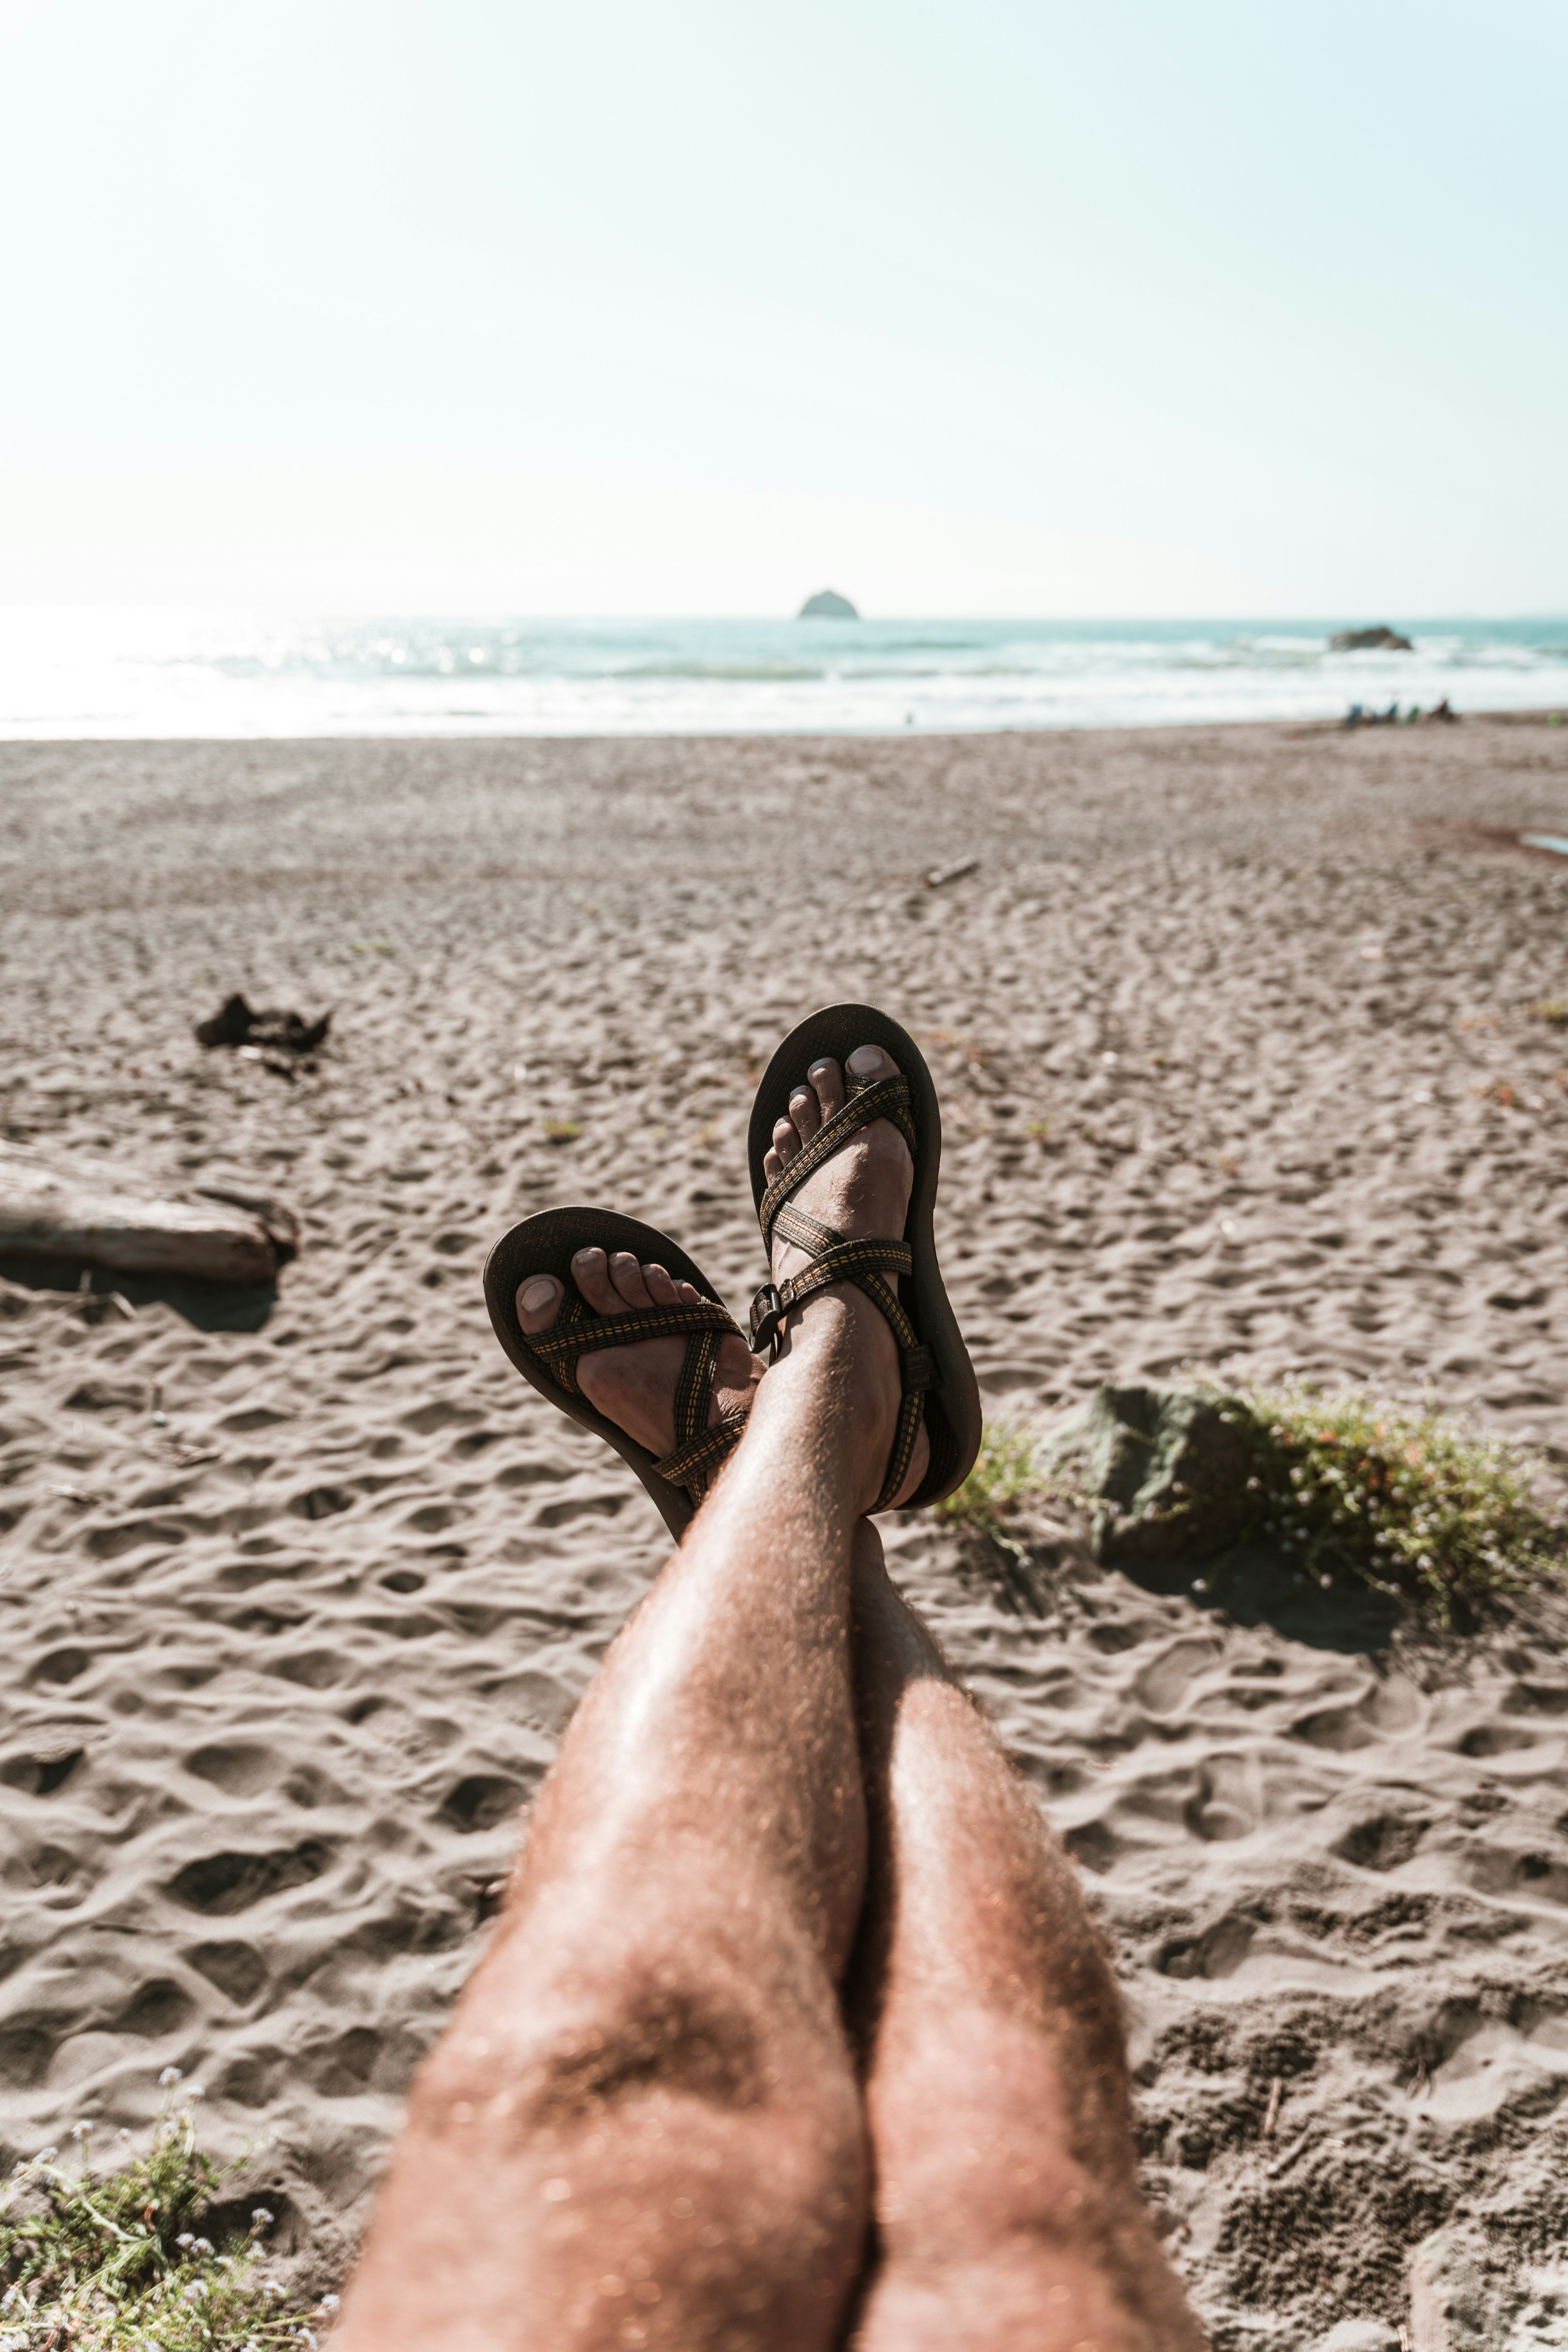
[[0, 0, 1564, 617]]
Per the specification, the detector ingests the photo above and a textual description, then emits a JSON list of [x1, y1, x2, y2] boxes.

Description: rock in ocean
[[1330, 625, 1413, 652], [798, 589, 858, 619]]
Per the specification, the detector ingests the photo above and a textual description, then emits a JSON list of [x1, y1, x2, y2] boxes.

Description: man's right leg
[[848, 1530, 1206, 2352]]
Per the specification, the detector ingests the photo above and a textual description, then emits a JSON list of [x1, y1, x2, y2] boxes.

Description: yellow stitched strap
[[873, 1385, 925, 1510], [655, 1406, 749, 1497], [749, 1240, 913, 1355], [772, 1199, 841, 1256], [523, 1296, 738, 1398], [787, 1240, 913, 1310], [672, 1326, 718, 1452], [757, 1074, 916, 1252]]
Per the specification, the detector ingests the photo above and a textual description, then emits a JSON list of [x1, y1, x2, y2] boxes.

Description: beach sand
[[2, 715, 1567, 2347]]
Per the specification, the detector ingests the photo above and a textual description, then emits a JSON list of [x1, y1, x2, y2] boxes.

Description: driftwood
[[1408, 2233, 1488, 2352], [0, 1140, 297, 1286]]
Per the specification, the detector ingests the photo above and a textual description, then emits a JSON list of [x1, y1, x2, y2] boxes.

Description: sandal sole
[[747, 1004, 983, 1509], [484, 1205, 739, 1542]]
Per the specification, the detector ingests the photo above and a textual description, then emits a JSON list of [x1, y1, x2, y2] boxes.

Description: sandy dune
[[2, 715, 1566, 2345]]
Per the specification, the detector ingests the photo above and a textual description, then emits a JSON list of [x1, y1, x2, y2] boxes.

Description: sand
[[2, 715, 1567, 2347]]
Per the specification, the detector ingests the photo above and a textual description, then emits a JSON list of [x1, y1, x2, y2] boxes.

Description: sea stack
[[1329, 626, 1413, 653], [798, 589, 858, 619]]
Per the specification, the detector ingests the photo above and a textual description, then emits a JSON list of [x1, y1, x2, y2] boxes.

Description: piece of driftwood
[[1408, 2232, 1488, 2352], [0, 1140, 297, 1286]]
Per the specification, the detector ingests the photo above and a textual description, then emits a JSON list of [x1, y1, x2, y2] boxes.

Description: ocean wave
[[4, 612, 1566, 738]]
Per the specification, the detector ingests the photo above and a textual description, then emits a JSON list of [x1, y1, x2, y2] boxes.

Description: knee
[[413, 1942, 855, 2150]]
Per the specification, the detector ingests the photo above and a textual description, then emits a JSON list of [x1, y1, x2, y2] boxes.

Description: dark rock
[[1044, 1382, 1256, 1565], [1330, 626, 1413, 653], [798, 589, 858, 619], [196, 993, 331, 1054]]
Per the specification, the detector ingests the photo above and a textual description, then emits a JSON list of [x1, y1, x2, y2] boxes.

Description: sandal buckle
[[749, 1282, 785, 1357]]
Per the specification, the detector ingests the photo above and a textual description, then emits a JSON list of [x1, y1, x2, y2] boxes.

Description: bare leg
[[848, 1530, 1205, 2352], [337, 1049, 920, 2352]]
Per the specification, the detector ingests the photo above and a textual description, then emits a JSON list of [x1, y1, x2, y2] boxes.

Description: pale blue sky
[[1, 0, 1563, 613]]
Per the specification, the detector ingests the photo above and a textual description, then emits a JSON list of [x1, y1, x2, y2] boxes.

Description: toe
[[642, 1262, 680, 1306], [676, 1279, 703, 1303], [808, 1056, 845, 1123], [846, 1042, 898, 1085], [571, 1247, 621, 1316], [763, 1146, 784, 1183], [772, 1114, 800, 1164], [517, 1274, 563, 1333], [790, 1083, 821, 1143], [608, 1251, 655, 1309]]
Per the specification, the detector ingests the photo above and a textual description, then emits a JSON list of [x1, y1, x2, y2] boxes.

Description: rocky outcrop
[[1042, 1382, 1255, 1566], [1330, 626, 1413, 652], [798, 590, 858, 619]]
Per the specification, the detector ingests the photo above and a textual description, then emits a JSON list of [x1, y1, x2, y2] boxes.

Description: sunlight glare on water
[[1, 611, 1565, 738]]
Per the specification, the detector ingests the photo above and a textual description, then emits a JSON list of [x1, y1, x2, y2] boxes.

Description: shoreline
[[2, 699, 1566, 749]]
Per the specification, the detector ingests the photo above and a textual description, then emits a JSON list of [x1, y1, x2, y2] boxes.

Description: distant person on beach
[[337, 1015, 1205, 2352]]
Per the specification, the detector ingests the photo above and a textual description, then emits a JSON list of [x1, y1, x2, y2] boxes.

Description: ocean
[[2, 611, 1565, 738]]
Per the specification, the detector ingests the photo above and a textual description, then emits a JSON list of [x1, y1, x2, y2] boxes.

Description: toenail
[[520, 1278, 559, 1311], [846, 1045, 883, 1074], [808, 1060, 832, 1076]]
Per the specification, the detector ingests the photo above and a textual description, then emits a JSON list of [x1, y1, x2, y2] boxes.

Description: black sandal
[[484, 1206, 751, 1541], [746, 1004, 982, 1512]]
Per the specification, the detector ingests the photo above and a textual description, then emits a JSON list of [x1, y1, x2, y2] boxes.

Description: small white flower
[[70, 2120, 92, 2141], [159, 2066, 183, 2089], [187, 2084, 205, 2102], [193, 2236, 213, 2255], [317, 2293, 341, 2312], [251, 2207, 274, 2230], [177, 2232, 196, 2249]]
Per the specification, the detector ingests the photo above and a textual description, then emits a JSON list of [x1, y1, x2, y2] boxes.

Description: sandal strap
[[757, 1074, 917, 1253], [749, 1244, 931, 1514], [521, 1288, 751, 1509], [877, 1384, 928, 1512], [523, 1294, 736, 1397], [749, 1237, 915, 1351], [655, 1406, 750, 1494]]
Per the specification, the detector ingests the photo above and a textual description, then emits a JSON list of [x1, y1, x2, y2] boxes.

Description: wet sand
[[2, 715, 1566, 2346]]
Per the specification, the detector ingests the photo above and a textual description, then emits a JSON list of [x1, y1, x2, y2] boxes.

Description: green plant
[[1231, 1386, 1556, 1620], [0, 2081, 331, 2350], [933, 1420, 1043, 1546], [1082, 1385, 1559, 1626], [541, 1119, 582, 1144], [1527, 998, 1567, 1027]]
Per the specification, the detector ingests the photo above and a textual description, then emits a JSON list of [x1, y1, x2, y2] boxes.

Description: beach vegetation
[[540, 1119, 582, 1143], [1527, 997, 1567, 1026], [934, 1419, 1043, 1544], [937, 1393, 1558, 1629], [0, 2082, 331, 2350], [1201, 1384, 1559, 1622]]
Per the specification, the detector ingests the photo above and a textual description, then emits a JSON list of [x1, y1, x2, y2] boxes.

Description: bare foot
[[761, 1043, 931, 1508], [517, 1250, 762, 1465]]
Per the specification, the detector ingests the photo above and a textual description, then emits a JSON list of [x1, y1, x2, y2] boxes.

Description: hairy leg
[[847, 1530, 1205, 2352], [338, 1049, 919, 2352]]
